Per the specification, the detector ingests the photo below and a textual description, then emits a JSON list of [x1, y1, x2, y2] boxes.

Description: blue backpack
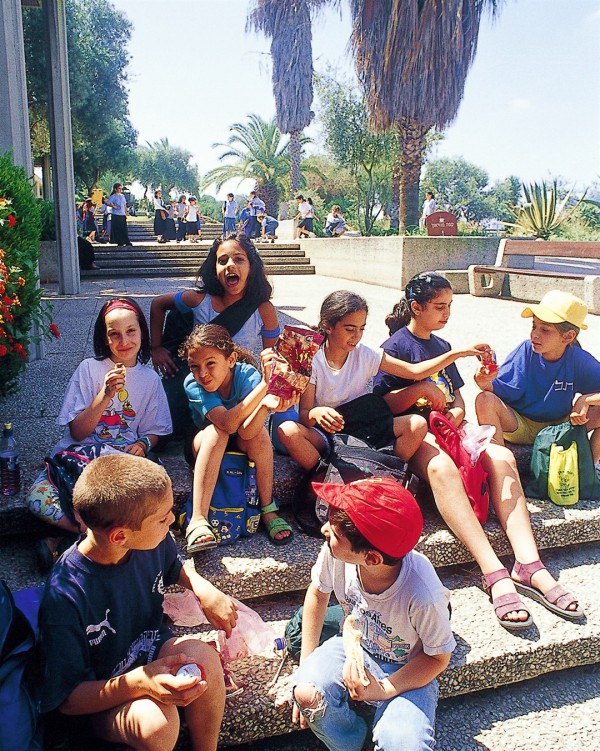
[[184, 452, 260, 545], [0, 581, 43, 751]]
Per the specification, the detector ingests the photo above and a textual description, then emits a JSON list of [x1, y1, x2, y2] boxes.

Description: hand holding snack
[[476, 346, 498, 375], [342, 614, 369, 687], [103, 362, 126, 398]]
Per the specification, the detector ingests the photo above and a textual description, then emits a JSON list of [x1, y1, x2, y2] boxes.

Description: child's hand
[[152, 346, 178, 378], [262, 392, 300, 413], [418, 382, 447, 411], [342, 659, 390, 702], [139, 653, 207, 706], [474, 364, 497, 389], [456, 343, 491, 358], [311, 407, 344, 433], [259, 347, 278, 380], [570, 402, 589, 425], [123, 441, 146, 457], [198, 585, 238, 638], [102, 366, 126, 399]]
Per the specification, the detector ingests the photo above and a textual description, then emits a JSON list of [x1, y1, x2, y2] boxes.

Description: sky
[[110, 0, 600, 198]]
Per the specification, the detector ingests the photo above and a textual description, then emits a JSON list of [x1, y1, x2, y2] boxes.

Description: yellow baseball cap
[[521, 290, 588, 330]]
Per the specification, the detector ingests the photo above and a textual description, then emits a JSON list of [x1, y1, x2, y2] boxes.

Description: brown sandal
[[482, 568, 533, 632], [512, 560, 583, 621]]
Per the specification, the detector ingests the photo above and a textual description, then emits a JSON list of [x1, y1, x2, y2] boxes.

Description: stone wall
[[300, 235, 500, 291]]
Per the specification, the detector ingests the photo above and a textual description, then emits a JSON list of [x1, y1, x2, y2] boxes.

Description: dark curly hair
[[196, 232, 273, 306], [93, 298, 151, 364], [385, 272, 452, 335], [179, 323, 257, 368], [318, 291, 368, 339]]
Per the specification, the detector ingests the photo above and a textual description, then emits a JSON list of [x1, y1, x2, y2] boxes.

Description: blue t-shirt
[[491, 340, 600, 422], [184, 361, 261, 428], [39, 534, 182, 713], [373, 327, 464, 406]]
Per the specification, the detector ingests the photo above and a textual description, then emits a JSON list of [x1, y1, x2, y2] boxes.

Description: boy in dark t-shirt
[[39, 454, 238, 751]]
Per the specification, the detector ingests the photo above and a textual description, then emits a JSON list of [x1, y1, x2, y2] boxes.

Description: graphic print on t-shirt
[[96, 390, 137, 445], [342, 599, 410, 665]]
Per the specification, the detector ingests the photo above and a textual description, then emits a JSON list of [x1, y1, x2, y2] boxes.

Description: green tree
[[202, 114, 311, 216], [22, 0, 137, 194], [197, 195, 222, 222], [349, 0, 498, 230], [316, 76, 395, 234], [247, 0, 326, 194], [133, 139, 199, 200]]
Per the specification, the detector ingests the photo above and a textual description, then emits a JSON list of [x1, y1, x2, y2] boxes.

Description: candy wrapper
[[267, 325, 324, 398], [477, 347, 498, 375]]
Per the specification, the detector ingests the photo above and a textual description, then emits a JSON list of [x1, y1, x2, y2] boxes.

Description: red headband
[[103, 300, 139, 317]]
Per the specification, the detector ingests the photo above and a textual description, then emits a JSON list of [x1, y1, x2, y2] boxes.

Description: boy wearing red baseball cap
[[291, 477, 455, 751]]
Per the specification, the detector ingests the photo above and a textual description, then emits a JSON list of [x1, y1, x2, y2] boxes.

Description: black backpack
[[292, 434, 418, 538]]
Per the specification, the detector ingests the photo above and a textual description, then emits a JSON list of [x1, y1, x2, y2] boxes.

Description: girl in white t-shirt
[[277, 290, 483, 469], [27, 298, 172, 569]]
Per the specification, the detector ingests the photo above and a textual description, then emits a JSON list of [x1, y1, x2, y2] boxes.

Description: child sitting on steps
[[181, 324, 296, 552]]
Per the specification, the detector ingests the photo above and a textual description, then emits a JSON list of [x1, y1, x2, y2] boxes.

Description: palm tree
[[349, 0, 498, 230], [247, 0, 327, 195], [202, 114, 308, 215]]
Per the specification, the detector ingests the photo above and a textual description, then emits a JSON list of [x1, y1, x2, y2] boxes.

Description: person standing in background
[[106, 183, 132, 247], [222, 193, 238, 235]]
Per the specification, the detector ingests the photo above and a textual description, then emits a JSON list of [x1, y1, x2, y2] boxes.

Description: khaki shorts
[[503, 411, 567, 445]]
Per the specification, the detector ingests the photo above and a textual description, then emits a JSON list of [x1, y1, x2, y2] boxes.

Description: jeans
[[177, 218, 186, 241], [223, 217, 236, 234], [293, 636, 438, 751]]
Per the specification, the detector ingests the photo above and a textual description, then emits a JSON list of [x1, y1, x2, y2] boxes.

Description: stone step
[[92, 242, 302, 252], [93, 248, 305, 260], [180, 543, 600, 746], [91, 254, 311, 267], [81, 265, 316, 279]]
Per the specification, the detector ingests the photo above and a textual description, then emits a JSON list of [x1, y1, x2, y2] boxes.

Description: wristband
[[135, 436, 152, 455]]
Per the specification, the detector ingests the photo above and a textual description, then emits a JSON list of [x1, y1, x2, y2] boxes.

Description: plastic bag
[[267, 325, 324, 398], [461, 423, 496, 464], [548, 441, 579, 506]]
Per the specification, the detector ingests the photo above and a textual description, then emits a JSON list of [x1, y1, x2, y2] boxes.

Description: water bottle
[[245, 461, 258, 507], [0, 422, 21, 497]]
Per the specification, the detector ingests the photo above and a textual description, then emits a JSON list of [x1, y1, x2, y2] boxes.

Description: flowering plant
[[0, 152, 58, 398]]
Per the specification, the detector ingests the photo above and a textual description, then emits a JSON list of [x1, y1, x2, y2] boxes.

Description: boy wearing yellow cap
[[292, 477, 455, 751], [475, 290, 600, 462]]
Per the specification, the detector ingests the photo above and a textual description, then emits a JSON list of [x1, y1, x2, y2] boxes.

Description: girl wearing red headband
[[27, 298, 172, 571]]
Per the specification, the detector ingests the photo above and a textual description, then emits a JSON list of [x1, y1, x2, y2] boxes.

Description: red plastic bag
[[429, 411, 489, 524]]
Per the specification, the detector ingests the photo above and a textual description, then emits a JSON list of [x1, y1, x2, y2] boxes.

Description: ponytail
[[385, 299, 412, 335], [385, 272, 452, 336]]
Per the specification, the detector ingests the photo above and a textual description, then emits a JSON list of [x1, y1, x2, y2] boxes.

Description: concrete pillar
[[43, 0, 79, 294], [0, 0, 33, 175], [41, 154, 53, 200]]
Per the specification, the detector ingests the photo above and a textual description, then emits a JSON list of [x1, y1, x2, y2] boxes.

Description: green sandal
[[261, 501, 294, 546], [186, 517, 218, 553]]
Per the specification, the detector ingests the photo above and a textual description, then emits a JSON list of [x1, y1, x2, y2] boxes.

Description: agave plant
[[506, 180, 584, 240]]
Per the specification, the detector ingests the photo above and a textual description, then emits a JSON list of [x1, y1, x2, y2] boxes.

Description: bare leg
[[190, 425, 228, 541], [482, 443, 579, 610], [475, 391, 519, 444], [410, 434, 529, 623], [585, 405, 600, 463], [277, 421, 327, 470], [391, 414, 428, 461], [238, 427, 290, 541]]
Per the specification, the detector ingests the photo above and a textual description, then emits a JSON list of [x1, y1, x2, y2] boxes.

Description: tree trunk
[[257, 181, 280, 218], [390, 161, 400, 231], [289, 130, 302, 195], [397, 118, 429, 232]]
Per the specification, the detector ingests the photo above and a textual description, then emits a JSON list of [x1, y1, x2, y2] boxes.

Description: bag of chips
[[267, 325, 324, 399]]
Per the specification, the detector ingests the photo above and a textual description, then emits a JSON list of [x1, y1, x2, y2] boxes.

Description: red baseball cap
[[312, 477, 423, 558]]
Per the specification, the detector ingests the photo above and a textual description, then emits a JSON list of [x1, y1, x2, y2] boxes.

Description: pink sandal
[[482, 568, 533, 632], [512, 560, 583, 621]]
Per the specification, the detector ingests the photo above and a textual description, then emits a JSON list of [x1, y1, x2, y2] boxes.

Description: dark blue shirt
[[373, 327, 464, 405], [39, 534, 182, 713]]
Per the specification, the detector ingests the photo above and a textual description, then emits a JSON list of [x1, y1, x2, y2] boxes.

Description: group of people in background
[[153, 191, 202, 244]]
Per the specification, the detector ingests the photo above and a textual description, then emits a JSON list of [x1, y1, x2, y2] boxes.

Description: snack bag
[[477, 347, 498, 375], [267, 325, 324, 398]]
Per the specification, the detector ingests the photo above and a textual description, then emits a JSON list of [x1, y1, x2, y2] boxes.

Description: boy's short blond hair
[[73, 454, 171, 531]]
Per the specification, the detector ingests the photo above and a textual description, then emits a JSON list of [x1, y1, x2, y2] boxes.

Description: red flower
[[2, 296, 12, 306], [7, 214, 16, 227], [17, 277, 25, 287], [4, 313, 13, 323], [49, 323, 61, 338], [0, 344, 7, 357]]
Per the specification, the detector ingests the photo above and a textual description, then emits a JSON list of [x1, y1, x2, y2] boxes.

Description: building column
[[0, 0, 33, 175], [43, 0, 79, 295]]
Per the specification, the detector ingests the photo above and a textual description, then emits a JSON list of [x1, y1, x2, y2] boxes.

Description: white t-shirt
[[185, 205, 199, 222], [309, 343, 383, 408], [422, 198, 437, 218], [223, 200, 238, 218], [297, 201, 311, 219], [54, 358, 172, 454], [311, 544, 456, 665]]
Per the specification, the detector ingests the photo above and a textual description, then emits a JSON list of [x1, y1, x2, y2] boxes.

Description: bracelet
[[135, 436, 152, 455]]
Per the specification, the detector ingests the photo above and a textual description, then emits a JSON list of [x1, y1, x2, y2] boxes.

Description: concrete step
[[90, 254, 311, 267], [178, 544, 600, 746], [93, 248, 305, 260], [81, 265, 316, 279]]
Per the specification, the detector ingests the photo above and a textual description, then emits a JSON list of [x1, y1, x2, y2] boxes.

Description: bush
[[37, 198, 56, 241], [0, 152, 57, 398]]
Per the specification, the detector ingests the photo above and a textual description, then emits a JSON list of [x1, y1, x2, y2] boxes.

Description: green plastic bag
[[526, 422, 600, 502], [284, 604, 344, 659]]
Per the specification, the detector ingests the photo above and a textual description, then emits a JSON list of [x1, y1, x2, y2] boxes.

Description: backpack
[[428, 411, 490, 525], [0, 581, 43, 751], [526, 421, 600, 502], [292, 434, 417, 538], [183, 452, 260, 545]]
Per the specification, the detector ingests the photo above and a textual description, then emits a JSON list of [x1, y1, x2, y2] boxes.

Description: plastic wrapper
[[477, 347, 498, 375], [267, 325, 324, 398], [461, 423, 496, 463]]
